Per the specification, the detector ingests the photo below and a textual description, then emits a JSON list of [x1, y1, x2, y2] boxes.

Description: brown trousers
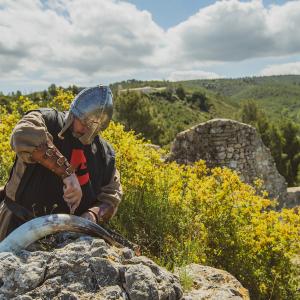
[[0, 186, 12, 242]]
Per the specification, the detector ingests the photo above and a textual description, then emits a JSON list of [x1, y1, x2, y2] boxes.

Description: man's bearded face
[[72, 118, 87, 139]]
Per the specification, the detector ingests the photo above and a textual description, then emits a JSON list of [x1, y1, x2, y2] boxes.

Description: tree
[[268, 125, 286, 177], [191, 91, 210, 112], [175, 85, 186, 100], [256, 110, 271, 147], [48, 84, 57, 97], [165, 87, 174, 101], [240, 100, 259, 125], [115, 92, 162, 144], [16, 90, 22, 98], [42, 90, 49, 101], [280, 121, 300, 186], [68, 85, 80, 95]]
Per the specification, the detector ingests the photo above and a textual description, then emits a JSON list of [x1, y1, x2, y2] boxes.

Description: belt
[[4, 197, 34, 222]]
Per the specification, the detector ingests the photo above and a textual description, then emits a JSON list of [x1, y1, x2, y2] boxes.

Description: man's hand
[[98, 203, 115, 223], [84, 203, 115, 224], [81, 211, 97, 223], [63, 174, 82, 214]]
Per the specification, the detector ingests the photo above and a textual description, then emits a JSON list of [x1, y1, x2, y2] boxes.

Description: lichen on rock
[[0, 232, 183, 300]]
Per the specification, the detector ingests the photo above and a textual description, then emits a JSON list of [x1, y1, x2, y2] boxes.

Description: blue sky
[[125, 0, 288, 29], [124, 0, 214, 29], [1, 0, 300, 93]]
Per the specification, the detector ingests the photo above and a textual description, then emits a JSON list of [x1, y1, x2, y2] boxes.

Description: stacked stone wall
[[168, 119, 287, 205]]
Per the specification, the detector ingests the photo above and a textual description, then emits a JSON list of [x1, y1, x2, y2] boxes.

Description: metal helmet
[[58, 85, 113, 145]]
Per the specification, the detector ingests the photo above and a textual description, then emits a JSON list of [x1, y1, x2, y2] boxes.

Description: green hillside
[[112, 84, 238, 146], [113, 75, 300, 126], [179, 75, 300, 122], [178, 75, 300, 96]]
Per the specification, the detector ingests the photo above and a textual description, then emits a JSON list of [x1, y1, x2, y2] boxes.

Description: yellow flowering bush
[[103, 122, 300, 300], [49, 88, 74, 111], [0, 90, 299, 299], [0, 96, 38, 183]]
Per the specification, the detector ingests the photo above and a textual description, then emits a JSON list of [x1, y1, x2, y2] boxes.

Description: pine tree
[[280, 121, 300, 186], [240, 100, 259, 125], [115, 92, 162, 144]]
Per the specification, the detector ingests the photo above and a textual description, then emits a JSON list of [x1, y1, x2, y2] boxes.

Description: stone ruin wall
[[167, 119, 289, 206]]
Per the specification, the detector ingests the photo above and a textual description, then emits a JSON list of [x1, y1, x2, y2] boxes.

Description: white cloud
[[260, 62, 300, 76], [165, 0, 268, 63], [0, 0, 164, 89], [163, 0, 300, 65], [167, 70, 221, 81], [2, 0, 300, 92]]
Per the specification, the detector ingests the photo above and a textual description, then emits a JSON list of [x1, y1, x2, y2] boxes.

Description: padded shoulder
[[25, 108, 66, 136]]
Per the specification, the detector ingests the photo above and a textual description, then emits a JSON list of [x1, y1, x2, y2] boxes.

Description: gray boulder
[[0, 233, 249, 300], [0, 233, 182, 300]]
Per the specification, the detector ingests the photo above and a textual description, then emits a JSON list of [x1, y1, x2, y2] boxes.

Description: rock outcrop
[[179, 264, 249, 300], [0, 233, 249, 300], [0, 233, 182, 300], [167, 119, 287, 206]]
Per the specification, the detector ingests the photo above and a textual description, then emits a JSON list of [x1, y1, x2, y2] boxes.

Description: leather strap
[[4, 197, 34, 222], [31, 140, 75, 179], [87, 209, 99, 223], [88, 203, 115, 223]]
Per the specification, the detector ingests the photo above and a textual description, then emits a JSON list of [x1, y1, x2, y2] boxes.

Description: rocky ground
[[0, 232, 249, 300]]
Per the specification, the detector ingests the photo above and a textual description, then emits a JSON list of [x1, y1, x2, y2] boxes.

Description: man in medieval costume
[[0, 85, 122, 241]]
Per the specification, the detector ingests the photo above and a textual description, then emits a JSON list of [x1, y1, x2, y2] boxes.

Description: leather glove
[[63, 174, 82, 214]]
